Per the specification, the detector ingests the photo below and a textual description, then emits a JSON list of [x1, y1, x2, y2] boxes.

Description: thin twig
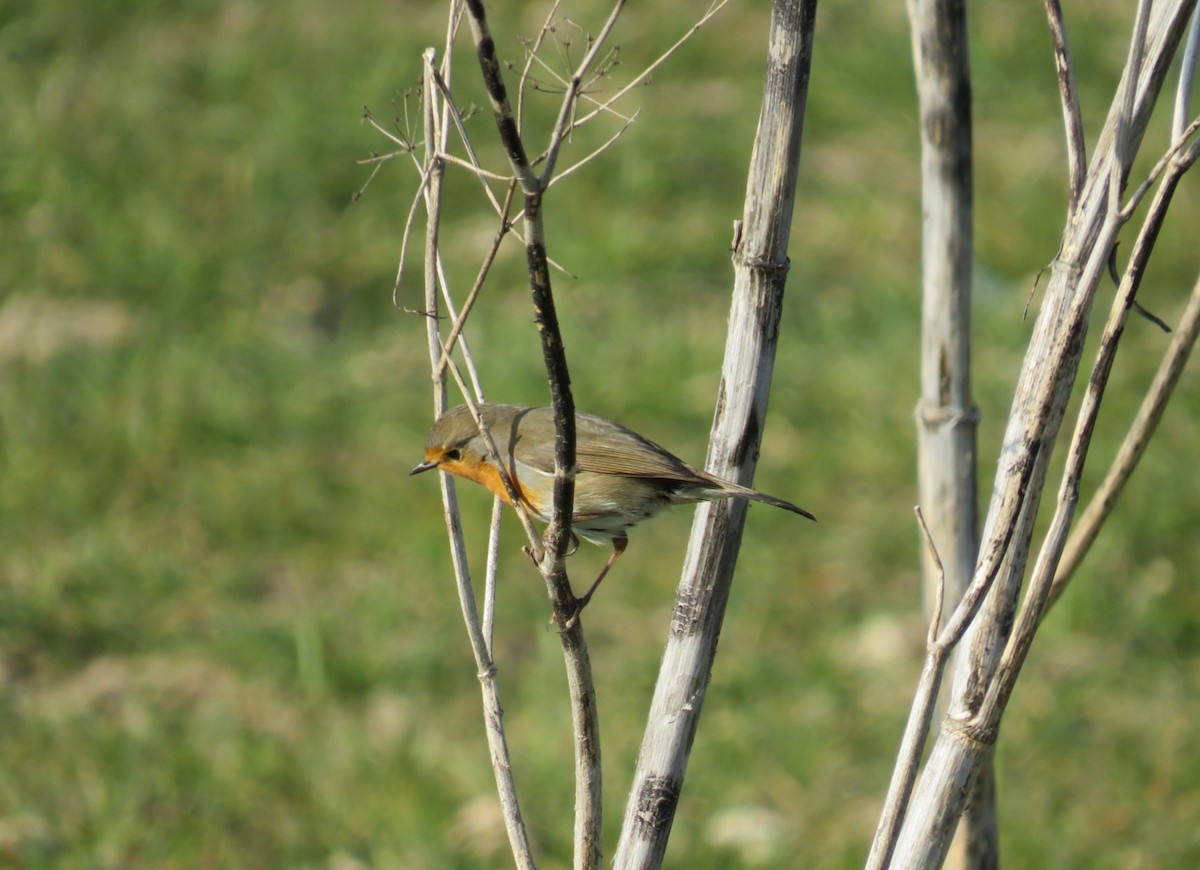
[[436, 183, 519, 377], [356, 146, 411, 166], [420, 54, 492, 401], [539, 0, 628, 185], [568, 0, 731, 133], [463, 0, 538, 190], [520, 41, 637, 129], [866, 500, 1008, 870], [429, 55, 634, 244], [421, 59, 500, 401], [518, 0, 566, 132], [918, 507, 947, 643], [891, 5, 1200, 861], [439, 0, 465, 92], [547, 111, 641, 188], [514, 0, 728, 248], [434, 260, 487, 402], [1110, 0, 1154, 211], [439, 152, 517, 182], [1119, 113, 1200, 218], [1048, 143, 1200, 608], [1172, 3, 1200, 138], [866, 458, 1029, 870], [363, 107, 421, 160], [393, 167, 434, 309], [973, 183, 1190, 724], [1043, 0, 1087, 209], [484, 496, 504, 656], [418, 43, 536, 870], [428, 64, 513, 209], [1053, 282, 1200, 601], [462, 1, 604, 864], [866, 654, 949, 870]]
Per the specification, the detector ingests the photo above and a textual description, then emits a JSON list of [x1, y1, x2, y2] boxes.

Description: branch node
[[731, 250, 790, 279], [942, 716, 998, 750], [914, 399, 981, 431]]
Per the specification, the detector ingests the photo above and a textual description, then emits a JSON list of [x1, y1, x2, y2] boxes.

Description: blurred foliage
[[2, 0, 1199, 867]]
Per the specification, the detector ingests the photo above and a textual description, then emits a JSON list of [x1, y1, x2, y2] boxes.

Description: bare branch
[[547, 111, 641, 188], [362, 104, 422, 160], [427, 63, 516, 210], [460, 1, 607, 862], [906, 0, 978, 651], [918, 508, 947, 643], [436, 271, 487, 401], [892, 4, 1199, 863], [1173, 4, 1200, 138], [867, 508, 950, 870], [868, 653, 951, 870], [416, 45, 536, 868], [1048, 141, 1200, 607], [1119, 113, 1200, 217], [613, 2, 818, 863], [438, 151, 517, 182], [517, 0, 566, 131], [483, 496, 504, 655], [1042, 0, 1087, 208], [539, 0, 628, 184], [969, 188, 1200, 722], [356, 146, 411, 166], [436, 183, 519, 377], [392, 165, 433, 309], [569, 0, 731, 133], [1109, 0, 1153, 212], [463, 0, 538, 190]]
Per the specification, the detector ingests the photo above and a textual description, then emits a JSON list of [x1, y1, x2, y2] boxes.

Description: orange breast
[[440, 455, 537, 512]]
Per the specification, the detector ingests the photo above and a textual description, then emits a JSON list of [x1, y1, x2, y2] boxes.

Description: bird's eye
[[444, 448, 462, 461]]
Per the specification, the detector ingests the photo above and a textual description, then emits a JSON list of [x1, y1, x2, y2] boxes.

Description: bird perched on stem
[[412, 403, 815, 610]]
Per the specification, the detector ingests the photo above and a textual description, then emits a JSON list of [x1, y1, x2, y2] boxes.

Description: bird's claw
[[549, 591, 588, 633]]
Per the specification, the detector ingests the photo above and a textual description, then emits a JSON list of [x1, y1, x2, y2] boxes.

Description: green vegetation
[[3, 1, 1199, 866]]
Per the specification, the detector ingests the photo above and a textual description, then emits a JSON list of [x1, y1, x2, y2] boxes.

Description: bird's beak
[[409, 459, 439, 475]]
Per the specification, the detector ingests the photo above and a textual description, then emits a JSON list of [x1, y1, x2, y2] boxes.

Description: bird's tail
[[710, 477, 816, 522]]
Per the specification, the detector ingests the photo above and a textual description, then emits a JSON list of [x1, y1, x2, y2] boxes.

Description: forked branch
[[888, 3, 1199, 866], [1048, 138, 1200, 607]]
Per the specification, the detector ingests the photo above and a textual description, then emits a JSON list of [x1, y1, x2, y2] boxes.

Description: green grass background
[[4, 0, 1200, 867]]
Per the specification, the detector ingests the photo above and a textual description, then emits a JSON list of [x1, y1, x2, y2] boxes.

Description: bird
[[411, 403, 814, 610]]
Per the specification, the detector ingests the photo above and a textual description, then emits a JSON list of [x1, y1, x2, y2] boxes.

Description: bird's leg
[[560, 534, 629, 631], [572, 533, 628, 614]]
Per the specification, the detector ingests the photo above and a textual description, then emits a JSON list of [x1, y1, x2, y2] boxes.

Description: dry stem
[[416, 42, 536, 868]]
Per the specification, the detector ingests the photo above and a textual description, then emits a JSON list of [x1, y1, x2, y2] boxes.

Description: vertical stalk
[[906, 0, 990, 866], [612, 1, 819, 866]]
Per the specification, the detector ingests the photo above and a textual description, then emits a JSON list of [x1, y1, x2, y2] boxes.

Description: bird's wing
[[575, 413, 700, 480], [514, 409, 703, 482]]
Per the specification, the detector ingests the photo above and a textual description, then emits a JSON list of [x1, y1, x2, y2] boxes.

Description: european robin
[[411, 403, 815, 608]]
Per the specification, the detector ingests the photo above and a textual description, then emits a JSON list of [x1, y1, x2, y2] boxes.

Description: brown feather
[[424, 404, 814, 521]]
